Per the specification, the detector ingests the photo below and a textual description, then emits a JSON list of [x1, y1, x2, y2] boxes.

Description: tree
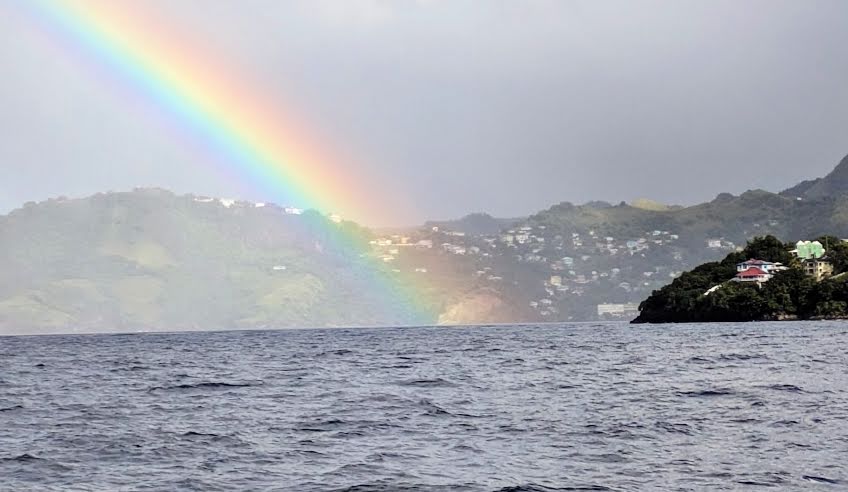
[[742, 235, 794, 265], [817, 235, 848, 274]]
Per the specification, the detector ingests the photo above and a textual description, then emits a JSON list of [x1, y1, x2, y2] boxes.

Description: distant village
[[185, 193, 821, 322], [366, 220, 742, 321]]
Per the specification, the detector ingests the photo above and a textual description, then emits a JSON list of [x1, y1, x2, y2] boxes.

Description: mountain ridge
[[3, 153, 848, 333]]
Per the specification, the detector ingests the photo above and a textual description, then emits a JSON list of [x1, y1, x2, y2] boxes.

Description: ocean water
[[1, 322, 847, 491]]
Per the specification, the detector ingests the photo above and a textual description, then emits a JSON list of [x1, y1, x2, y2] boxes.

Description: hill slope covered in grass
[[0, 189, 477, 334]]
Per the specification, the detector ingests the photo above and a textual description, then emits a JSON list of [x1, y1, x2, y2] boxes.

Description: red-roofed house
[[736, 259, 786, 274], [732, 266, 773, 283]]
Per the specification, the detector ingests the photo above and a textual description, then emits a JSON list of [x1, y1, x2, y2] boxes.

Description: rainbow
[[23, 0, 436, 325]]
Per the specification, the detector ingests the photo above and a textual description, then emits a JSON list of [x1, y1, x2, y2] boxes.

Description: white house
[[732, 266, 772, 283], [736, 259, 787, 274]]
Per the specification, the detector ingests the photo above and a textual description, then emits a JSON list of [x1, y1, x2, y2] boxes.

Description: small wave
[[0, 405, 23, 412], [736, 480, 780, 487], [585, 453, 628, 464], [495, 485, 614, 492], [0, 454, 71, 471], [786, 442, 813, 449], [718, 353, 766, 361], [1, 453, 42, 463], [332, 484, 459, 492], [417, 399, 452, 416], [802, 475, 840, 484], [687, 356, 714, 363], [109, 365, 151, 373], [655, 421, 694, 435], [364, 451, 407, 462], [147, 381, 260, 392], [769, 419, 800, 427], [180, 431, 222, 438], [294, 419, 348, 432], [677, 389, 735, 397], [451, 444, 482, 453], [177, 431, 246, 446], [316, 349, 354, 357], [327, 463, 385, 477], [500, 358, 526, 365], [397, 378, 457, 388], [330, 430, 367, 439], [763, 384, 804, 393]]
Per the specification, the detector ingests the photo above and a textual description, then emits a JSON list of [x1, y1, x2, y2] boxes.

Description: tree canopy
[[633, 235, 848, 323]]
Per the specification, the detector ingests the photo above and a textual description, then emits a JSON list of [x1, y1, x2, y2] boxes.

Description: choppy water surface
[[1, 322, 847, 491]]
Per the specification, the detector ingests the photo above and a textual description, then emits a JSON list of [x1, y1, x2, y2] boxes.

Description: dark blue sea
[[1, 322, 847, 491]]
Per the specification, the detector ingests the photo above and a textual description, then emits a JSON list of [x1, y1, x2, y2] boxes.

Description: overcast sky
[[1, 0, 846, 225]]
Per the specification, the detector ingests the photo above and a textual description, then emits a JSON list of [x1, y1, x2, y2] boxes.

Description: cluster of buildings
[[368, 234, 435, 265], [192, 195, 349, 222], [731, 240, 837, 285], [706, 238, 738, 250], [597, 303, 641, 319], [794, 240, 835, 282], [367, 222, 692, 319], [188, 193, 848, 320], [732, 259, 789, 283], [498, 227, 681, 259]]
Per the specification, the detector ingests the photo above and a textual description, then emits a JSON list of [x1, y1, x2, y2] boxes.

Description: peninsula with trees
[[632, 235, 848, 323]]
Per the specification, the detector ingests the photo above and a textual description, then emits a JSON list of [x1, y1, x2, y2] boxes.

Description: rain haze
[[6, 5, 848, 488], [1, 0, 846, 226]]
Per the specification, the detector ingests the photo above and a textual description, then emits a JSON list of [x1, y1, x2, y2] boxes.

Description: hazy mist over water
[[2, 322, 846, 490]]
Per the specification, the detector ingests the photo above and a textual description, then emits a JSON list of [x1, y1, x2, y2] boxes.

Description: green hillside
[[0, 189, 459, 334]]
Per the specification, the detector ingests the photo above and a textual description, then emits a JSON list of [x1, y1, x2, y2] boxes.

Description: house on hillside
[[732, 267, 772, 284], [791, 240, 834, 280], [793, 240, 825, 260], [736, 259, 787, 274], [804, 257, 834, 282]]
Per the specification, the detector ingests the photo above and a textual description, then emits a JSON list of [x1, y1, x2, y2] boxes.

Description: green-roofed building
[[794, 240, 825, 260]]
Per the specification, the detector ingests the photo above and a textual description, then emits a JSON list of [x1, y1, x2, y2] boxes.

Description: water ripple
[[0, 321, 846, 490]]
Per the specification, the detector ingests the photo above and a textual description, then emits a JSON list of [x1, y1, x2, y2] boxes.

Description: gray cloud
[[1, 0, 846, 225]]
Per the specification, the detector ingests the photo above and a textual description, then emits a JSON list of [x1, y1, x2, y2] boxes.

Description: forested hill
[[0, 190, 493, 334], [632, 235, 848, 324]]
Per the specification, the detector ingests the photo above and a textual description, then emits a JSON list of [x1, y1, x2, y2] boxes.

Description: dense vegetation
[[633, 235, 848, 323]]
